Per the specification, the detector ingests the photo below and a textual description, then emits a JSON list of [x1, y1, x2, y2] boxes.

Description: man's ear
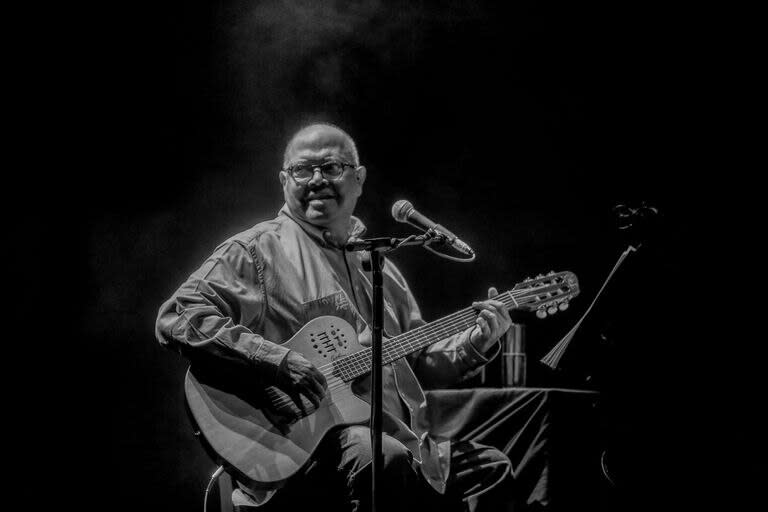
[[355, 166, 367, 186], [279, 170, 287, 187]]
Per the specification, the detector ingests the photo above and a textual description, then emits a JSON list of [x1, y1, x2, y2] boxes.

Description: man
[[156, 123, 513, 511]]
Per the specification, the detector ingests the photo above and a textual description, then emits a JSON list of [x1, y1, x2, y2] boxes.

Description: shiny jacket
[[155, 205, 498, 500]]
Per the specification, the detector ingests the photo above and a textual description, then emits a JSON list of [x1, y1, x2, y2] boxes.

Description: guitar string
[[321, 289, 535, 378], [267, 295, 520, 410], [267, 287, 571, 410], [268, 305, 486, 409], [266, 289, 556, 410], [268, 282, 574, 410], [323, 290, 521, 377], [335, 308, 479, 374], [267, 290, 565, 410], [329, 294, 524, 377]]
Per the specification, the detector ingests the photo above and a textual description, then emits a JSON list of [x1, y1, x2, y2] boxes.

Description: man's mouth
[[305, 191, 337, 201]]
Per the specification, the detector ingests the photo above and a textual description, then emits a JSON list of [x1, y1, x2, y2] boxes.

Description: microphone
[[391, 199, 475, 256]]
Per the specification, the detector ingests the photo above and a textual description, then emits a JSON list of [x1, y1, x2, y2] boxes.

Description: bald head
[[283, 123, 359, 169]]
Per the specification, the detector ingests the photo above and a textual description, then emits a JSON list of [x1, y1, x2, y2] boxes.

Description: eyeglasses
[[284, 161, 356, 183]]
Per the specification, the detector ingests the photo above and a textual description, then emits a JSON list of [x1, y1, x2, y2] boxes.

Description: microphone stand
[[344, 232, 445, 512]]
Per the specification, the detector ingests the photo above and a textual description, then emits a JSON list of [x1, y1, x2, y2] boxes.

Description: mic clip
[[345, 231, 446, 253], [423, 228, 450, 246]]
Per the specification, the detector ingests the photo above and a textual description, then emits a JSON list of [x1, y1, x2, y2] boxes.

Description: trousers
[[233, 426, 511, 512]]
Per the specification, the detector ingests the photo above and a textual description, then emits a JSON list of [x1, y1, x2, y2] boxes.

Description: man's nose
[[307, 168, 327, 186]]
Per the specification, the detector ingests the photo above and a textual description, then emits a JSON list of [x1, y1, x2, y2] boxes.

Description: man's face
[[280, 128, 365, 231]]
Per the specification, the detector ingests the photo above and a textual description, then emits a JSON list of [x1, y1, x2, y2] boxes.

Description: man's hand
[[276, 351, 328, 409], [469, 287, 512, 353]]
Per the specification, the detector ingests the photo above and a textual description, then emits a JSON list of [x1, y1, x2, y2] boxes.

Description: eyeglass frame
[[282, 161, 358, 183]]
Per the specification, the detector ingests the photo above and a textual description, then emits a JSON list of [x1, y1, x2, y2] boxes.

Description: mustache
[[304, 185, 338, 199]]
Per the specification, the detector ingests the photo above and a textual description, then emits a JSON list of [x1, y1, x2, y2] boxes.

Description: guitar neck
[[334, 290, 523, 382]]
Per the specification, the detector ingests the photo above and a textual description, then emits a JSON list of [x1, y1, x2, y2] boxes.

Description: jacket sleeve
[[155, 240, 289, 384], [385, 262, 501, 389]]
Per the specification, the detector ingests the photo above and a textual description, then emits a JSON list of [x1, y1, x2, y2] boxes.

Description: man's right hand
[[276, 351, 328, 409]]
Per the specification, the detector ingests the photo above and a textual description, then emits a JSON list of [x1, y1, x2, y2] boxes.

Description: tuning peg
[[547, 306, 557, 315], [558, 301, 569, 311], [548, 270, 555, 276], [536, 309, 547, 319]]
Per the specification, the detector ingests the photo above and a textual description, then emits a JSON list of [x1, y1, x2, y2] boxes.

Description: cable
[[390, 232, 476, 262], [601, 450, 616, 487], [204, 465, 225, 512]]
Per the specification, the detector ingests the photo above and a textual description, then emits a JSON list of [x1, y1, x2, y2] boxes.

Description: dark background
[[21, 1, 762, 511]]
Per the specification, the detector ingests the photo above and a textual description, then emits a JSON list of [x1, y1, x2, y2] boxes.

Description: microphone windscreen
[[391, 200, 413, 222]]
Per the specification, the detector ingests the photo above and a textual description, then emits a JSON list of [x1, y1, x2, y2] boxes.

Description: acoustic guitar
[[185, 271, 579, 493]]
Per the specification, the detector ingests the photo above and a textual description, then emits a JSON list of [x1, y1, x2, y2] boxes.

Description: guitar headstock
[[511, 271, 580, 318]]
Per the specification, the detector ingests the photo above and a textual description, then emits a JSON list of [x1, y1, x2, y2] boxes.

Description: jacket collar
[[279, 204, 367, 249]]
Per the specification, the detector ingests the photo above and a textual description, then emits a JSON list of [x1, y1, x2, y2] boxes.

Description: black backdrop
[[22, 1, 764, 511]]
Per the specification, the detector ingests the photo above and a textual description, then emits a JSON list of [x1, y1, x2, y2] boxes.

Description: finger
[[488, 300, 507, 313], [306, 372, 327, 400], [317, 371, 328, 391], [472, 300, 492, 311], [303, 389, 321, 410], [473, 300, 505, 313], [470, 324, 482, 343], [301, 379, 323, 409], [477, 316, 490, 338], [490, 302, 511, 324], [481, 309, 500, 334], [482, 317, 491, 338], [487, 300, 511, 324], [309, 365, 328, 391], [488, 286, 499, 299], [473, 304, 495, 328], [288, 385, 317, 412]]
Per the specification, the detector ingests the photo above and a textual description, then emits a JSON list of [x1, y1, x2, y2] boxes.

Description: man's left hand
[[469, 287, 512, 353]]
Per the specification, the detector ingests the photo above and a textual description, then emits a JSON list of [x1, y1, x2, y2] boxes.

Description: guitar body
[[185, 316, 370, 490]]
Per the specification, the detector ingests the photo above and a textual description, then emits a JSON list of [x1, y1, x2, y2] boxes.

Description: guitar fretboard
[[330, 289, 535, 382]]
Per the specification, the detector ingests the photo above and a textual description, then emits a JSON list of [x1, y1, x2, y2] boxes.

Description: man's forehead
[[285, 125, 356, 163]]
